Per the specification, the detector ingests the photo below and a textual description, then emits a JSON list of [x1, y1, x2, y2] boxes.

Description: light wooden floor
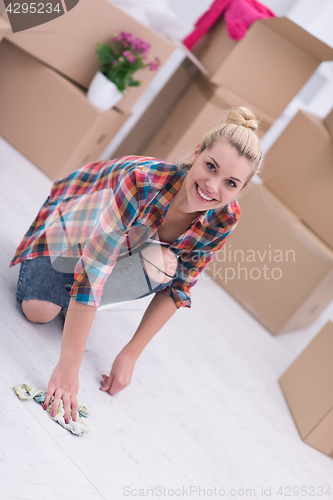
[[1, 136, 333, 500]]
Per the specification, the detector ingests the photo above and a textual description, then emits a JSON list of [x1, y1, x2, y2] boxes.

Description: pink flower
[[149, 57, 161, 71], [133, 37, 151, 55], [120, 32, 134, 44], [123, 50, 136, 63]]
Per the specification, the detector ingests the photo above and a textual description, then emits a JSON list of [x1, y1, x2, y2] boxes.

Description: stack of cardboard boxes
[[115, 17, 333, 162], [0, 0, 174, 180]]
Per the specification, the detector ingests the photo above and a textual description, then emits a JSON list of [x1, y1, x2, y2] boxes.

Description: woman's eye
[[206, 162, 216, 172], [226, 179, 237, 188]]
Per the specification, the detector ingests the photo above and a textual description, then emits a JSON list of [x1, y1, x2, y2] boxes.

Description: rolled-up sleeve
[[159, 251, 216, 308], [70, 169, 139, 307]]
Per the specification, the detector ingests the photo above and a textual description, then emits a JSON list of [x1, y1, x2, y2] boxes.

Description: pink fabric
[[183, 0, 276, 50]]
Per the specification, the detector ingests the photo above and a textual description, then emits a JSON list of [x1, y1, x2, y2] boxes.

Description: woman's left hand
[[100, 349, 136, 396]]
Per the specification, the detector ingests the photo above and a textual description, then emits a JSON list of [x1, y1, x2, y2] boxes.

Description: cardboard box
[[260, 109, 333, 250], [128, 17, 333, 162], [0, 40, 128, 180], [279, 321, 333, 458], [140, 73, 270, 163], [2, 0, 175, 113], [191, 18, 238, 78], [112, 58, 201, 159], [193, 17, 333, 123], [0, 16, 9, 42], [205, 183, 333, 335]]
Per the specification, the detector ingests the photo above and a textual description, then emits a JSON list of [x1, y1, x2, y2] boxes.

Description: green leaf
[[96, 44, 116, 64], [107, 72, 125, 93], [127, 77, 141, 87]]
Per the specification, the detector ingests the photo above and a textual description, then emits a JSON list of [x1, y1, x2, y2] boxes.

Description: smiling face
[[181, 140, 254, 214]]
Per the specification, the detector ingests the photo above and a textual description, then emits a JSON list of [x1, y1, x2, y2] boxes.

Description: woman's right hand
[[43, 362, 80, 424]]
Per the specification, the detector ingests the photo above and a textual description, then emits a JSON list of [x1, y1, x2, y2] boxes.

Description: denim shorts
[[16, 244, 177, 319]]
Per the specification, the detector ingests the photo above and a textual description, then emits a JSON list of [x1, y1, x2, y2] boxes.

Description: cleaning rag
[[13, 383, 90, 436]]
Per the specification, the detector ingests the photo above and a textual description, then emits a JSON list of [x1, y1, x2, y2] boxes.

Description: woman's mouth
[[195, 183, 216, 202]]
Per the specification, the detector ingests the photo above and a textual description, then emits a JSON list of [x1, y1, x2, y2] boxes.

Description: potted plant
[[87, 31, 161, 111]]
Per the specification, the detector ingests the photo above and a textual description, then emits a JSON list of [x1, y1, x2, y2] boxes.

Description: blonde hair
[[179, 106, 263, 187]]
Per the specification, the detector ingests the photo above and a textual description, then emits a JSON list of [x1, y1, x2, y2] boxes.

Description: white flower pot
[[87, 71, 123, 111]]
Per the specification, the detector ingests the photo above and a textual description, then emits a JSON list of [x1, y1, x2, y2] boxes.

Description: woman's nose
[[205, 180, 219, 196]]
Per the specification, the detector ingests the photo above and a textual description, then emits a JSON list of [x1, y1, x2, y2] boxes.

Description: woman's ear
[[190, 144, 202, 163]]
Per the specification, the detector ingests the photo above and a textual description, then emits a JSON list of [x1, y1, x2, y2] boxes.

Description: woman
[[10, 106, 263, 425]]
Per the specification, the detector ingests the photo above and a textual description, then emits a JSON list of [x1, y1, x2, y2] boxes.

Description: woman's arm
[[100, 292, 177, 395], [127, 292, 177, 359], [43, 298, 97, 423]]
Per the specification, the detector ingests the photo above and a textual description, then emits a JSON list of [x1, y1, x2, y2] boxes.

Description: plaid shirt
[[9, 156, 240, 308]]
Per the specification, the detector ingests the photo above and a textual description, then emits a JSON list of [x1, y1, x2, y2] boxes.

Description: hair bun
[[226, 106, 259, 132]]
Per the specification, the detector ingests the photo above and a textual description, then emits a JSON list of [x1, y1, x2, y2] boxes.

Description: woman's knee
[[21, 299, 62, 323]]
